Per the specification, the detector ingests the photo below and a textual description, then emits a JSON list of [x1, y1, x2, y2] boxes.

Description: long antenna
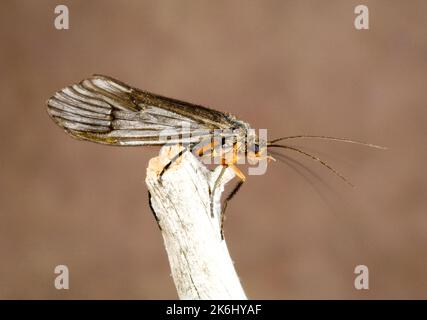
[[268, 135, 386, 150], [268, 144, 354, 187]]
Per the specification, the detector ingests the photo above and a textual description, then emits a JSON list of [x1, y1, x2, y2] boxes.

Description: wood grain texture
[[146, 146, 247, 300]]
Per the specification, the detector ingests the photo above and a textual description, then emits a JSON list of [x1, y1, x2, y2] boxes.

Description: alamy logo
[[354, 265, 369, 290], [54, 5, 69, 30], [54, 264, 69, 290], [157, 122, 270, 176], [354, 5, 369, 30]]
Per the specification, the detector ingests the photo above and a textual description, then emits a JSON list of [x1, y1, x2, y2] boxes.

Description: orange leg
[[213, 154, 246, 239], [193, 140, 220, 158], [229, 164, 246, 182], [217, 163, 245, 239]]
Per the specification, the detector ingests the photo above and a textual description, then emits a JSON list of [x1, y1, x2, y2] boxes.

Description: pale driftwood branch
[[145, 146, 247, 300]]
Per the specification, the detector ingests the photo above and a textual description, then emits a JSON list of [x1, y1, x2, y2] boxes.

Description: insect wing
[[46, 75, 234, 146]]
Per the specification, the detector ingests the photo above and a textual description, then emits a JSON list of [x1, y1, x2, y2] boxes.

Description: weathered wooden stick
[[145, 146, 247, 300]]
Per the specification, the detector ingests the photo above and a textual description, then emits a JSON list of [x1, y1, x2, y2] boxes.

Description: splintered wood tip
[[147, 145, 185, 177]]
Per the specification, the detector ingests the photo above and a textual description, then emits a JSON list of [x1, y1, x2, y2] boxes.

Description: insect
[[46, 75, 385, 237]]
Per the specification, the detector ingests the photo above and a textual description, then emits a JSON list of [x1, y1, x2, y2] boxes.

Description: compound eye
[[248, 143, 260, 154]]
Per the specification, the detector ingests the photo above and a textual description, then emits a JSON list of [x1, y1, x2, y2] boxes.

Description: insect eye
[[248, 143, 260, 154]]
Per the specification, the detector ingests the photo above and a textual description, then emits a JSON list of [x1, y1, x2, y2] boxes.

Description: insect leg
[[229, 164, 246, 182], [211, 164, 246, 239], [220, 180, 244, 239], [193, 140, 219, 158], [148, 191, 162, 230], [159, 143, 194, 178], [219, 164, 245, 239], [210, 165, 228, 218]]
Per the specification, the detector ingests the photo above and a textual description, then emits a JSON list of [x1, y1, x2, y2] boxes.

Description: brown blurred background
[[0, 0, 426, 299]]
